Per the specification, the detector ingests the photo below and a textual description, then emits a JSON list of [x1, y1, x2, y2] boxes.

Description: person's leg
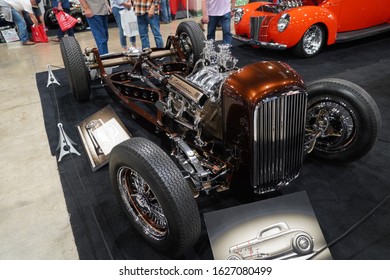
[[207, 16, 219, 42], [11, 8, 30, 43], [148, 15, 164, 48], [160, 0, 170, 23], [112, 7, 127, 49], [167, 0, 171, 21], [220, 12, 232, 45], [86, 15, 109, 54], [66, 27, 75, 37], [22, 11, 33, 40], [56, 27, 65, 39], [137, 14, 150, 49], [129, 36, 136, 47], [38, 0, 47, 31]]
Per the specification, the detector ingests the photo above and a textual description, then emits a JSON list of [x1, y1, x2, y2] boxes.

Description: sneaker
[[127, 47, 142, 56], [22, 41, 35, 45], [51, 38, 61, 43]]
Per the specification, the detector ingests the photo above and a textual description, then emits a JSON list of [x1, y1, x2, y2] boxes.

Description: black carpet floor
[[36, 31, 390, 260]]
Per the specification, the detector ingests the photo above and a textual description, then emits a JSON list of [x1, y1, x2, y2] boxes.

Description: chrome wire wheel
[[110, 138, 201, 256], [306, 78, 380, 162], [117, 166, 168, 241], [302, 25, 324, 56], [307, 98, 356, 154]]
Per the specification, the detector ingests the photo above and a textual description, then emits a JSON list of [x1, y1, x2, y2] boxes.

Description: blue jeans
[[112, 7, 136, 49], [160, 0, 171, 23], [11, 8, 29, 43], [86, 15, 109, 54], [57, 8, 75, 39], [137, 14, 164, 49], [207, 12, 232, 45]]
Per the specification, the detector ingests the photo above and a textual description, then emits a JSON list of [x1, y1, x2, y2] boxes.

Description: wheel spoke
[[117, 166, 168, 240], [307, 100, 356, 153]]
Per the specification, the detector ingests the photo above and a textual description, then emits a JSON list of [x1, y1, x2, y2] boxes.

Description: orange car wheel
[[293, 24, 325, 58]]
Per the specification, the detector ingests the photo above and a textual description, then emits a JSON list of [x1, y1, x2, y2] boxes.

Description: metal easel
[[46, 64, 81, 162]]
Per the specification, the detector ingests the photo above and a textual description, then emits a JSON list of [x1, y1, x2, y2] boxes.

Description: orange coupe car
[[233, 0, 390, 57]]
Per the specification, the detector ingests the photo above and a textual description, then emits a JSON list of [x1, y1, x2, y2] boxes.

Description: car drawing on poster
[[227, 222, 314, 259], [233, 0, 390, 57]]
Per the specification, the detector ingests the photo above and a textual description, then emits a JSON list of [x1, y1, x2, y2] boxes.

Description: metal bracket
[[56, 123, 81, 162]]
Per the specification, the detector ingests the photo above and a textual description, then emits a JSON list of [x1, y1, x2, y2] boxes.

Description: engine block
[[163, 41, 238, 131]]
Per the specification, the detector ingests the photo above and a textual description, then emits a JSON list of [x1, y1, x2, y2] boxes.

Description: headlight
[[277, 13, 290, 32], [234, 8, 243, 24]]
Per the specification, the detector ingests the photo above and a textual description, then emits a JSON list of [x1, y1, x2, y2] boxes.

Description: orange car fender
[[267, 6, 338, 47]]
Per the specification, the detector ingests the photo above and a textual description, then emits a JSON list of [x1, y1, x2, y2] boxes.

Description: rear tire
[[176, 21, 205, 67], [60, 36, 91, 101], [306, 78, 380, 162], [109, 137, 201, 257], [292, 233, 314, 255]]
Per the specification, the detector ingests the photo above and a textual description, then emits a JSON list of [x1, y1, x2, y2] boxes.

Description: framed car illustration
[[233, 0, 390, 57], [227, 222, 314, 260]]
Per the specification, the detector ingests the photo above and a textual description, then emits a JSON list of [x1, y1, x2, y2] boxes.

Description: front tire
[[109, 138, 201, 257], [60, 36, 91, 101], [227, 254, 243, 260], [176, 21, 205, 67], [306, 78, 380, 162], [293, 24, 325, 58]]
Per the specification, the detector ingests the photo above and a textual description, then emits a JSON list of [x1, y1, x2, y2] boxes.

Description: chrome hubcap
[[302, 25, 323, 55]]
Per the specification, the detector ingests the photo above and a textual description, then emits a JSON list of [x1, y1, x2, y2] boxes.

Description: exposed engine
[[276, 0, 304, 9], [162, 41, 238, 134], [160, 41, 239, 195]]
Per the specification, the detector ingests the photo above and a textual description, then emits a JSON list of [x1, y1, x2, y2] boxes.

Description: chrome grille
[[250, 16, 272, 41], [253, 91, 307, 193], [250, 17, 264, 41]]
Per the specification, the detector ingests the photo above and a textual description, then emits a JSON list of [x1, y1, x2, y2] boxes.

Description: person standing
[[110, 0, 137, 51], [51, 0, 74, 42], [0, 0, 39, 45], [133, 0, 163, 49], [201, 0, 235, 45], [79, 0, 110, 54], [159, 0, 170, 24]]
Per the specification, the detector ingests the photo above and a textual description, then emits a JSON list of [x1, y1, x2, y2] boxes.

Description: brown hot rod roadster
[[60, 21, 380, 257]]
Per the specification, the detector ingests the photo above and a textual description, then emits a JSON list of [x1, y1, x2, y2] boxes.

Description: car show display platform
[[35, 31, 390, 260]]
